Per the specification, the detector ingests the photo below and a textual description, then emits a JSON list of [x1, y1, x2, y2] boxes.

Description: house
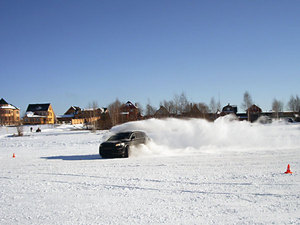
[[220, 104, 238, 116], [119, 101, 141, 123], [247, 104, 262, 122], [236, 112, 248, 121], [0, 98, 20, 126], [182, 104, 202, 118], [154, 106, 170, 118], [23, 103, 55, 125], [64, 106, 82, 116], [74, 107, 106, 125], [57, 106, 82, 124], [189, 104, 203, 118], [57, 106, 109, 126]]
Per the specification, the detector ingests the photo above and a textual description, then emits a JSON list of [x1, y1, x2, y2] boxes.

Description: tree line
[[97, 92, 300, 126], [143, 92, 299, 116]]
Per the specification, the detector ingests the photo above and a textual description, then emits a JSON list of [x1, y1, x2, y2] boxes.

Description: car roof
[[115, 131, 146, 136]]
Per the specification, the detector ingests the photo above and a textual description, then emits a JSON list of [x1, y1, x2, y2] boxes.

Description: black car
[[99, 131, 149, 158]]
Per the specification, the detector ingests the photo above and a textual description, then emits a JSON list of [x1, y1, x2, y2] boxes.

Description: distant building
[[119, 101, 141, 123], [23, 103, 55, 125], [220, 104, 238, 116], [57, 106, 83, 124], [64, 106, 82, 116], [181, 104, 203, 118], [188, 104, 202, 118], [0, 98, 20, 126], [247, 104, 262, 122], [74, 107, 107, 125], [154, 106, 170, 118], [57, 106, 109, 126]]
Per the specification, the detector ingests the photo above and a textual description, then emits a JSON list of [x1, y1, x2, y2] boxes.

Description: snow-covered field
[[0, 117, 299, 224]]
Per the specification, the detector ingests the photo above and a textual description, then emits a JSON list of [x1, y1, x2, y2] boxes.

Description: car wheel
[[124, 146, 129, 158]]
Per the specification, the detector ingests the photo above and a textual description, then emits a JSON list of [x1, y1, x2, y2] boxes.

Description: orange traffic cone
[[284, 164, 292, 174], [12, 153, 15, 158]]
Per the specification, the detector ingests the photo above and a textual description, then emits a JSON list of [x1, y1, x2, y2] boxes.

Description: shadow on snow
[[41, 154, 102, 161]]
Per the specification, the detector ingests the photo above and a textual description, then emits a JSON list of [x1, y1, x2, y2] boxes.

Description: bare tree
[[160, 100, 169, 113], [272, 98, 284, 119], [198, 103, 209, 118], [242, 91, 253, 110], [210, 97, 217, 113], [217, 99, 221, 112], [87, 101, 98, 109], [209, 97, 220, 120], [135, 102, 144, 116], [242, 91, 253, 121], [98, 112, 112, 130], [177, 92, 190, 114], [87, 101, 99, 131], [171, 95, 179, 115], [108, 99, 122, 126], [287, 95, 300, 112], [161, 100, 176, 114], [161, 92, 190, 115], [145, 100, 156, 117]]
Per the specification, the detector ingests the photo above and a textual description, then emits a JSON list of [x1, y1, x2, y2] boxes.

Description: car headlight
[[115, 143, 125, 147]]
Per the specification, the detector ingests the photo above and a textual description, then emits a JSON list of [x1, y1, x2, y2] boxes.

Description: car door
[[130, 133, 138, 146], [138, 132, 146, 144], [138, 132, 147, 144]]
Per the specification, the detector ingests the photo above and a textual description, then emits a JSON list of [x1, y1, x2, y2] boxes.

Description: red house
[[119, 101, 141, 123]]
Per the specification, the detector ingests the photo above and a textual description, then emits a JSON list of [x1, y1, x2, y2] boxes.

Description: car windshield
[[107, 132, 132, 141]]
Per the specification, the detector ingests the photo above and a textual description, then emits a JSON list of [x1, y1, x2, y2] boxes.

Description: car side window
[[131, 134, 136, 140], [136, 132, 141, 139]]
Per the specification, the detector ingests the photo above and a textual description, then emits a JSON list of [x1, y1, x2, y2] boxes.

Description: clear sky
[[1, 0, 299, 115]]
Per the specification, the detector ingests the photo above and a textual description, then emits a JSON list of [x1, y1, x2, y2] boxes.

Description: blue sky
[[1, 0, 299, 115]]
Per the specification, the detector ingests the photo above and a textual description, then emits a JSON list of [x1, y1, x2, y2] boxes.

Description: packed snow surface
[[0, 116, 299, 224]]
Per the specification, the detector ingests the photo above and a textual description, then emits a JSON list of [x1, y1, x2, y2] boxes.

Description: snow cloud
[[111, 116, 300, 156]]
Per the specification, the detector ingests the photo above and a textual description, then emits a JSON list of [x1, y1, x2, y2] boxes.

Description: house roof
[[190, 104, 201, 113], [57, 114, 75, 119], [26, 103, 51, 112], [0, 105, 18, 110], [64, 106, 82, 115], [125, 101, 137, 109], [0, 98, 19, 109], [246, 104, 262, 113], [83, 108, 105, 113], [25, 111, 46, 118], [155, 106, 170, 115], [71, 106, 81, 111], [0, 98, 8, 105], [222, 104, 237, 113]]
